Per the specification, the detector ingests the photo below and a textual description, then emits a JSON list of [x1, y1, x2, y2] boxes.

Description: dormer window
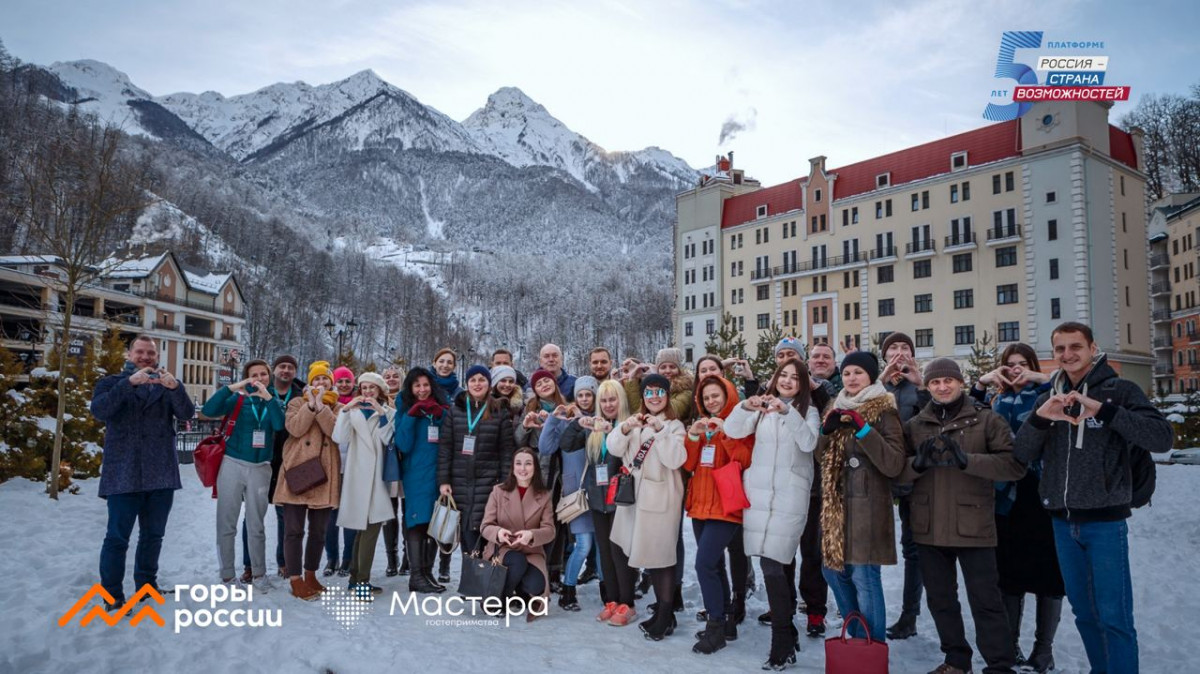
[[876, 173, 891, 189], [814, 188, 822, 203], [756, 205, 768, 219], [951, 151, 968, 171]]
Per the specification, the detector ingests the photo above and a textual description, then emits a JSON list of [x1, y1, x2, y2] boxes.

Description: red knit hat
[[332, 366, 355, 383]]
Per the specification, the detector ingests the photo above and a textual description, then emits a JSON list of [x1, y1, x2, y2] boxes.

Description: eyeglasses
[[643, 388, 667, 399]]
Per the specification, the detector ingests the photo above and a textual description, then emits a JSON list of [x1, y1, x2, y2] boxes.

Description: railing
[[944, 232, 975, 248], [905, 239, 936, 255], [751, 268, 771, 281], [150, 321, 183, 333], [185, 323, 215, 338], [1154, 364, 1174, 376], [1153, 336, 1172, 349], [119, 286, 244, 319], [987, 224, 1022, 241], [1150, 282, 1171, 295], [1149, 253, 1170, 268], [174, 418, 224, 464], [768, 252, 866, 277], [870, 246, 897, 260], [1152, 310, 1171, 322]]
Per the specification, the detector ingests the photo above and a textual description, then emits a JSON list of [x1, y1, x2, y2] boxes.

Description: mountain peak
[[483, 86, 545, 113], [49, 59, 152, 100]]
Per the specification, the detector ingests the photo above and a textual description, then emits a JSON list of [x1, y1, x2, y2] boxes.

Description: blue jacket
[[523, 368, 577, 401], [90, 364, 196, 497], [386, 409, 443, 527], [200, 385, 285, 464], [542, 415, 594, 534]]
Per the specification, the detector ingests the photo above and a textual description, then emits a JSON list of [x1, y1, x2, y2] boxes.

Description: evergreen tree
[[965, 330, 998, 386], [750, 323, 786, 382], [703, 312, 748, 360]]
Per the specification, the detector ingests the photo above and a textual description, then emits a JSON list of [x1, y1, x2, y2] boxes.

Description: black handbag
[[457, 540, 507, 602], [609, 436, 654, 507]]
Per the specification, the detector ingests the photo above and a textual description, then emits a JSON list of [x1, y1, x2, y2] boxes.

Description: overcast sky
[[5, 0, 1198, 184]]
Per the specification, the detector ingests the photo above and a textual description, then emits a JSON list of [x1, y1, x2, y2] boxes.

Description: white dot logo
[[320, 586, 374, 630]]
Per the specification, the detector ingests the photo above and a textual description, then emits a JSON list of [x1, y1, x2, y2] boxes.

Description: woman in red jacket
[[685, 375, 754, 655]]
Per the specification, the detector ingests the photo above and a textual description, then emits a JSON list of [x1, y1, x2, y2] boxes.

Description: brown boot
[[304, 570, 326, 594], [290, 576, 319, 601]]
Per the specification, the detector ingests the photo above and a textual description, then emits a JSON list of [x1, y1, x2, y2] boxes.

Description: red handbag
[[194, 395, 244, 499], [711, 460, 750, 516], [825, 611, 889, 673]]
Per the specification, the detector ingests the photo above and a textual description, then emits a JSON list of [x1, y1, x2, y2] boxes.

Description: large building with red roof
[[675, 100, 1154, 388]]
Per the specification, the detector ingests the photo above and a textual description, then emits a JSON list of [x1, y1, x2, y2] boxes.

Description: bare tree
[[6, 110, 156, 499]]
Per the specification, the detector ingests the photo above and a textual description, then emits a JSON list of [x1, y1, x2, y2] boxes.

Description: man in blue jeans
[[90, 335, 195, 608], [1015, 322, 1173, 674]]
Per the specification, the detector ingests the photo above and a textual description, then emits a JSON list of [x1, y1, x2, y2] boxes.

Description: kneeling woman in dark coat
[[481, 448, 557, 615]]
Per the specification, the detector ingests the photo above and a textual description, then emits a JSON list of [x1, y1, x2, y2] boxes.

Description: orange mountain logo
[[58, 584, 166, 627]]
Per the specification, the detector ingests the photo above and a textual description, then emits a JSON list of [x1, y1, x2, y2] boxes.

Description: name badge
[[461, 435, 476, 456], [427, 425, 440, 443], [252, 430, 267, 448], [700, 445, 717, 467], [595, 464, 609, 485]]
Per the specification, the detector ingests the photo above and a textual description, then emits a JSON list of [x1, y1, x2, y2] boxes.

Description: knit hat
[[530, 368, 555, 389], [640, 373, 671, 396], [490, 365, 517, 386], [272, 354, 298, 369], [774, 337, 804, 359], [841, 352, 880, 383], [574, 376, 599, 398], [923, 358, 964, 386], [464, 364, 491, 385], [655, 348, 683, 366], [308, 360, 333, 382], [880, 332, 915, 358], [357, 371, 387, 393], [332, 366, 355, 383]]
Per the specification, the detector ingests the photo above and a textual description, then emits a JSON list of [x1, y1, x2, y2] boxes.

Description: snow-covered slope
[[47, 60, 156, 137], [158, 70, 482, 161]]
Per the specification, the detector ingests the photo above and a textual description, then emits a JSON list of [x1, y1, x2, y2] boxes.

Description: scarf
[[321, 390, 339, 406], [820, 389, 895, 572], [432, 371, 460, 396]]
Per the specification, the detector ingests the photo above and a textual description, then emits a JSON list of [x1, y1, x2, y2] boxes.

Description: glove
[[912, 437, 940, 473], [944, 435, 969, 470], [840, 410, 866, 432], [409, 398, 445, 419], [821, 409, 845, 435]]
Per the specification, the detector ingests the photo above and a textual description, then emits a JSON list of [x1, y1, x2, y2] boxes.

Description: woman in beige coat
[[606, 373, 686, 641], [333, 372, 396, 598], [274, 361, 343, 601]]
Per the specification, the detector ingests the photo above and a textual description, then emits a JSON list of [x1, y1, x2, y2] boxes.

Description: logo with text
[[58, 584, 282, 633], [983, 31, 1130, 121], [58, 584, 165, 627]]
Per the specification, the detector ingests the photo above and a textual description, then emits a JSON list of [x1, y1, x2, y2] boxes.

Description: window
[[915, 293, 933, 313], [842, 210, 848, 228], [684, 322, 693, 336], [763, 227, 769, 243], [878, 298, 895, 316], [954, 289, 974, 309], [993, 174, 1002, 194], [1048, 219, 1057, 241], [913, 259, 932, 279], [922, 190, 930, 209], [951, 151, 967, 170], [878, 265, 894, 284], [852, 207, 859, 224], [757, 285, 769, 301], [996, 246, 1017, 267], [685, 347, 693, 363], [1051, 297, 1061, 320], [782, 222, 789, 239], [950, 184, 959, 203], [755, 229, 761, 245], [998, 321, 1020, 342], [876, 173, 890, 189], [962, 181, 970, 201], [955, 325, 976, 345], [815, 188, 822, 202], [738, 316, 744, 332], [1005, 171, 1015, 192], [953, 253, 973, 273], [706, 319, 715, 335], [912, 193, 920, 212], [1046, 190, 1057, 204], [875, 201, 883, 219], [997, 283, 1019, 305], [1049, 258, 1059, 280], [915, 329, 934, 348], [820, 214, 826, 231], [1120, 175, 1125, 196], [886, 199, 893, 217], [757, 313, 770, 329], [756, 205, 768, 219]]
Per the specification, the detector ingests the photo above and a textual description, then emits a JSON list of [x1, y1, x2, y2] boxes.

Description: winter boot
[[806, 614, 826, 637], [639, 603, 659, 633], [886, 612, 918, 640], [399, 553, 410, 576], [673, 584, 684, 612], [1026, 596, 1062, 673], [437, 550, 452, 584], [322, 557, 337, 577], [303, 570, 326, 595], [559, 585, 581, 611], [731, 590, 746, 626], [385, 545, 400, 577], [762, 620, 799, 670], [758, 611, 772, 626], [644, 605, 677, 641], [408, 535, 444, 594], [693, 618, 727, 654], [724, 613, 740, 641], [290, 576, 319, 601], [337, 559, 351, 577]]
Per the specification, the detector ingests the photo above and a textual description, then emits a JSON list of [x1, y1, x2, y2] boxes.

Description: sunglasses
[[643, 388, 667, 399]]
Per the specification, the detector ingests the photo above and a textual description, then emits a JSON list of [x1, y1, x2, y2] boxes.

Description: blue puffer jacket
[[90, 363, 196, 497], [386, 410, 443, 527]]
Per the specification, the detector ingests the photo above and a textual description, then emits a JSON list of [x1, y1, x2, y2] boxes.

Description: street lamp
[[17, 325, 43, 373], [325, 317, 358, 363]]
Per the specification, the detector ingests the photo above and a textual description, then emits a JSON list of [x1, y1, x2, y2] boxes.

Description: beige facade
[[677, 101, 1155, 389], [1149, 193, 1200, 395]]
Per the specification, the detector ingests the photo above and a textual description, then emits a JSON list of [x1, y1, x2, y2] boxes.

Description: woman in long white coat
[[333, 372, 396, 598], [606, 373, 686, 642], [724, 358, 820, 670]]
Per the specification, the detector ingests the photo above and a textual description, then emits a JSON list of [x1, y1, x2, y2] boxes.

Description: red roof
[[1109, 126, 1138, 171], [720, 178, 805, 228]]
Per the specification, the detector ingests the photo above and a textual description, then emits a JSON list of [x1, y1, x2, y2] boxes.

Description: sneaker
[[322, 559, 337, 577], [608, 604, 637, 627], [251, 575, 273, 594], [806, 614, 826, 638], [596, 601, 618, 622]]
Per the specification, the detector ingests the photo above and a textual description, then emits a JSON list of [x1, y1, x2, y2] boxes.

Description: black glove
[[821, 409, 845, 436], [944, 435, 969, 470], [912, 437, 940, 473]]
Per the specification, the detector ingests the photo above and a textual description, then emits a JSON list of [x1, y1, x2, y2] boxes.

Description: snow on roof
[[0, 255, 65, 265], [184, 270, 231, 294], [104, 253, 168, 279]]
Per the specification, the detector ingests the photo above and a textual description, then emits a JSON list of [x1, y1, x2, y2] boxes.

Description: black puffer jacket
[[437, 392, 516, 534]]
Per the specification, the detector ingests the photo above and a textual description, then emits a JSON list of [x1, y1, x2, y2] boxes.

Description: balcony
[[1153, 336, 1172, 349], [1152, 309, 1171, 322], [987, 224, 1022, 243], [905, 239, 936, 257], [751, 268, 772, 281], [1149, 253, 1170, 269], [1151, 282, 1171, 296], [150, 320, 183, 333], [1154, 363, 1174, 376], [118, 286, 245, 319], [768, 252, 867, 278], [870, 246, 898, 261], [944, 232, 976, 250]]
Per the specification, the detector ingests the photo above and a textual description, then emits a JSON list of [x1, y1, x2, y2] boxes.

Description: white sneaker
[[252, 575, 274, 594]]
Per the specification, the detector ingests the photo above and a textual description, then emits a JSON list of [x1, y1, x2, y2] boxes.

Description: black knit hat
[[840, 352, 880, 383], [640, 373, 671, 396]]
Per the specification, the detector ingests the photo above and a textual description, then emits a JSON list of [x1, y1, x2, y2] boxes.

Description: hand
[[1067, 391, 1102, 421], [946, 436, 969, 470], [439, 484, 453, 497], [158, 368, 179, 390], [365, 397, 384, 414], [496, 528, 515, 546], [592, 419, 613, 434], [636, 362, 653, 378], [128, 367, 156, 386], [767, 397, 789, 414], [743, 396, 768, 412], [839, 409, 866, 432], [913, 437, 939, 473], [704, 417, 724, 434], [552, 405, 572, 421], [978, 366, 1012, 389], [621, 358, 639, 375], [880, 359, 904, 385], [228, 377, 253, 393], [514, 530, 534, 547], [1036, 393, 1079, 425], [579, 416, 596, 431], [689, 419, 709, 436], [251, 385, 273, 401], [901, 355, 923, 386], [623, 415, 645, 433], [1012, 368, 1050, 387], [523, 411, 544, 429], [647, 415, 664, 432], [340, 396, 361, 413]]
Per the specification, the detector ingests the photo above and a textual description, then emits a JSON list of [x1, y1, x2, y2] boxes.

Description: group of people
[[90, 321, 1172, 673]]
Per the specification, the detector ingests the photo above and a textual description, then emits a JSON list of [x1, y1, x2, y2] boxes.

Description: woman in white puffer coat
[[723, 358, 820, 670]]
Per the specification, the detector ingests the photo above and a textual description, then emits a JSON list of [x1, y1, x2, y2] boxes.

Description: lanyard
[[273, 386, 293, 407], [248, 397, 266, 428], [465, 398, 485, 435], [704, 430, 715, 444]]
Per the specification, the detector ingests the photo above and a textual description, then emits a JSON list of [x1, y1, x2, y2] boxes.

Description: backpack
[[1130, 446, 1156, 508]]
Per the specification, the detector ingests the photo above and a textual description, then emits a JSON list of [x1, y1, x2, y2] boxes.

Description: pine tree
[[750, 323, 787, 382], [965, 330, 998, 386], [702, 312, 748, 360]]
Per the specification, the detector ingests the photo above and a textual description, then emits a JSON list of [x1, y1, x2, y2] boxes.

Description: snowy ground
[[2, 466, 1197, 674]]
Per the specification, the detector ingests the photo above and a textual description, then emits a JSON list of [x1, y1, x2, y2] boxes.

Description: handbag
[[284, 456, 327, 495], [428, 493, 461, 554], [825, 611, 889, 674], [457, 540, 507, 602], [712, 459, 751, 516], [609, 436, 654, 506], [194, 395, 244, 499], [555, 468, 589, 524]]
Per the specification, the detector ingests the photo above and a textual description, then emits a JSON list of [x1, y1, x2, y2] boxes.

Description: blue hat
[[775, 337, 804, 359], [465, 364, 491, 384]]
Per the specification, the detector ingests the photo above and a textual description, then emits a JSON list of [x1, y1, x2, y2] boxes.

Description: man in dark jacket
[[1015, 322, 1173, 674], [491, 349, 528, 389], [90, 335, 195, 607], [525, 343, 576, 401], [880, 331, 932, 639], [901, 358, 1025, 674]]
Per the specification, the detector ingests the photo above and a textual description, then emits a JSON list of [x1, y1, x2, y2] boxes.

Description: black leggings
[[761, 557, 798, 627], [282, 504, 331, 576], [602, 517, 639, 608], [649, 567, 676, 611]]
